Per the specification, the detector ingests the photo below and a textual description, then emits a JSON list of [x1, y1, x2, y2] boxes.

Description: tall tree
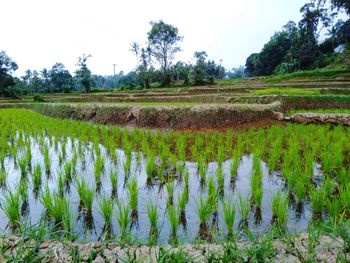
[[0, 51, 18, 97], [147, 20, 183, 86], [76, 54, 92, 93]]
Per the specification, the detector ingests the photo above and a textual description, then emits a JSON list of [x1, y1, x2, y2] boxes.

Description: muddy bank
[[0, 234, 347, 262], [0, 102, 281, 129]]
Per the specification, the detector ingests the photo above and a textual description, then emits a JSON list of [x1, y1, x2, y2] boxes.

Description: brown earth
[[0, 102, 281, 130]]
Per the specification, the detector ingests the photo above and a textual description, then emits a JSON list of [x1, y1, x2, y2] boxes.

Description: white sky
[[2, 0, 312, 76]]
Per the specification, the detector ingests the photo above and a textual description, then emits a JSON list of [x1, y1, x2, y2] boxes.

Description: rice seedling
[[94, 154, 104, 185], [196, 196, 212, 230], [40, 184, 53, 218], [18, 158, 27, 177], [49, 192, 69, 224], [321, 177, 334, 196], [295, 178, 306, 202], [216, 166, 225, 194], [207, 176, 218, 215], [147, 202, 159, 242], [32, 164, 42, 191], [56, 171, 65, 197], [116, 201, 131, 242], [166, 181, 174, 205], [63, 201, 74, 239], [1, 190, 22, 228], [198, 157, 207, 183], [184, 169, 189, 189], [339, 184, 350, 213], [76, 178, 95, 215], [0, 153, 5, 169], [326, 199, 342, 221], [25, 145, 32, 169], [310, 188, 326, 215], [98, 195, 115, 229], [64, 161, 72, 182], [43, 144, 51, 174], [123, 155, 132, 177], [222, 195, 236, 238], [230, 153, 241, 182], [0, 168, 7, 187], [167, 204, 179, 241], [127, 177, 138, 212], [178, 188, 188, 215], [110, 170, 118, 194], [238, 194, 250, 224], [272, 191, 288, 229], [18, 179, 28, 202]]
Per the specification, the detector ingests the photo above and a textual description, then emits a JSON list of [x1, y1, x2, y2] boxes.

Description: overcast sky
[[3, 0, 311, 76]]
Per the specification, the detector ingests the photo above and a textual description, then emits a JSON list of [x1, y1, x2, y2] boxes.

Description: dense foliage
[[0, 51, 18, 97], [245, 0, 350, 77]]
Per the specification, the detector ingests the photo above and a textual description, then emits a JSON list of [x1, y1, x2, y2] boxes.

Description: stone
[[92, 255, 105, 263], [273, 112, 284, 121]]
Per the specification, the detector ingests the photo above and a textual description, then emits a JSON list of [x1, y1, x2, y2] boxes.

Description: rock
[[103, 248, 116, 262], [273, 112, 284, 121], [290, 113, 350, 126], [92, 255, 105, 263]]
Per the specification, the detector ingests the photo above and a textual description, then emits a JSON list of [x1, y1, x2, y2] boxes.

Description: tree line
[[1, 0, 349, 97], [245, 0, 350, 77]]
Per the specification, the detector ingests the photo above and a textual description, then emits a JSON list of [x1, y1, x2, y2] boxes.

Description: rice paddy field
[[1, 108, 350, 246]]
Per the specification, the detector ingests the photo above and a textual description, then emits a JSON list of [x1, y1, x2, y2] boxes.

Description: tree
[[331, 0, 350, 14], [297, 2, 331, 69], [49, 63, 73, 93], [147, 20, 183, 86], [192, 51, 208, 85], [76, 54, 92, 93], [130, 42, 153, 89], [0, 51, 18, 97], [171, 61, 191, 85]]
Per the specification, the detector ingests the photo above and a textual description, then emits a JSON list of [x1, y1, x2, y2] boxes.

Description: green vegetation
[[253, 88, 320, 96], [289, 108, 350, 114], [0, 108, 350, 246]]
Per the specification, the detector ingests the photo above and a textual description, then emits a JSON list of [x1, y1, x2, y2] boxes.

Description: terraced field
[[1, 74, 350, 262]]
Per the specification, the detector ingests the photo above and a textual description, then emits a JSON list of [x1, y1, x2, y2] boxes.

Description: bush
[[33, 94, 45, 102]]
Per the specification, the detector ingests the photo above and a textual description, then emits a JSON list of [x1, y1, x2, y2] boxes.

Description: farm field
[[1, 75, 350, 261]]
